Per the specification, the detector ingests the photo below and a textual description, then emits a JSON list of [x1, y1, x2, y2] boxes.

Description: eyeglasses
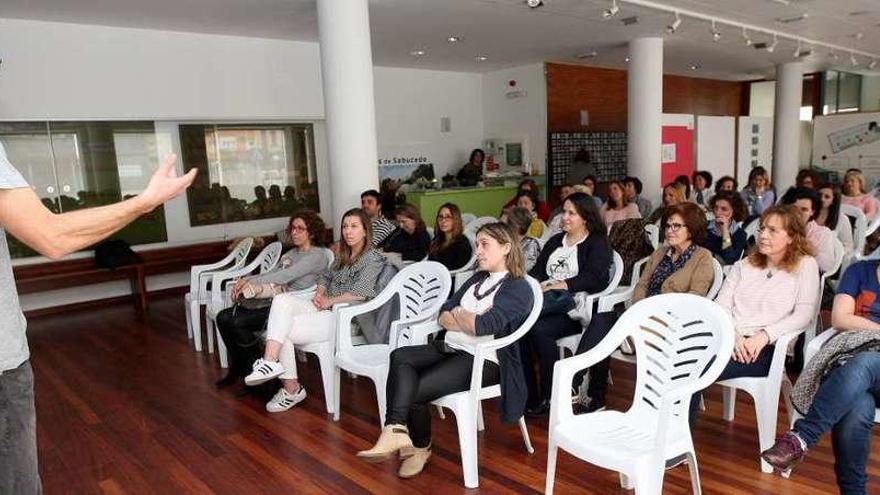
[[665, 222, 687, 232], [290, 225, 308, 233]]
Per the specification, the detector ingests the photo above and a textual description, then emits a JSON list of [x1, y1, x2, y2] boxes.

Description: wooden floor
[[29, 294, 880, 494]]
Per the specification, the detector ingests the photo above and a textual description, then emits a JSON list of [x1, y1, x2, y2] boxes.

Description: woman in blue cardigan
[[521, 192, 613, 416], [357, 222, 534, 479]]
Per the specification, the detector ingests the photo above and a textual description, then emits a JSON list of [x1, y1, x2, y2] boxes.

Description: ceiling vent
[[621, 16, 639, 26]]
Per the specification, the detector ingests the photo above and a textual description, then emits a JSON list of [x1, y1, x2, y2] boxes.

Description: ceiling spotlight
[[710, 20, 721, 42], [830, 49, 840, 60], [742, 27, 752, 46], [603, 0, 620, 19], [851, 53, 858, 66], [475, 55, 489, 62], [689, 64, 701, 70], [766, 34, 778, 53], [409, 49, 426, 57], [446, 36, 462, 43], [576, 50, 598, 59], [624, 56, 631, 62], [526, 0, 543, 8], [667, 12, 682, 34], [869, 59, 878, 70], [793, 40, 801, 58]]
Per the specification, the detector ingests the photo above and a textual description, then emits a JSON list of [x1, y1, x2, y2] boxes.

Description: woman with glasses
[[427, 203, 473, 271], [689, 205, 820, 425]]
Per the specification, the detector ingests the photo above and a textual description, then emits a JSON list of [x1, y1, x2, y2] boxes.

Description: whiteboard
[[696, 116, 735, 184], [813, 113, 880, 186]]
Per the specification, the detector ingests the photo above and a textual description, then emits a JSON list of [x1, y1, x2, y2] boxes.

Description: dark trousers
[[572, 311, 618, 401], [521, 313, 581, 403], [794, 351, 880, 495], [688, 344, 775, 426], [385, 343, 499, 448], [0, 360, 41, 495], [216, 305, 271, 379]]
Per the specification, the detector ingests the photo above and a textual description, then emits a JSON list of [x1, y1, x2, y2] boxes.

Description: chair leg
[[754, 388, 780, 473], [518, 417, 534, 454], [454, 401, 480, 488], [184, 302, 193, 339], [435, 405, 446, 419], [190, 302, 203, 352], [545, 440, 558, 495], [205, 316, 215, 355], [217, 328, 229, 369], [477, 402, 485, 432], [633, 466, 665, 495], [619, 472, 633, 490], [781, 375, 797, 429], [722, 386, 737, 422], [374, 376, 387, 426], [686, 451, 702, 495], [317, 350, 336, 416], [332, 364, 342, 422]]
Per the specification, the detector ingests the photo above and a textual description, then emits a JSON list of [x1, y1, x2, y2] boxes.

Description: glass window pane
[[823, 70, 839, 115], [181, 123, 319, 226], [837, 72, 862, 112]]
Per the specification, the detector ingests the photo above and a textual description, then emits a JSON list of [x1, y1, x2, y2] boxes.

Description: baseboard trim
[[24, 286, 188, 319]]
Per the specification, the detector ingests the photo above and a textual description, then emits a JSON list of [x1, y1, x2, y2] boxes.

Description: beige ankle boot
[[357, 424, 413, 462], [398, 445, 431, 478]]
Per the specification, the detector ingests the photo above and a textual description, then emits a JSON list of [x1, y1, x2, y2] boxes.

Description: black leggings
[[521, 313, 581, 403], [385, 342, 500, 448], [215, 305, 271, 377]]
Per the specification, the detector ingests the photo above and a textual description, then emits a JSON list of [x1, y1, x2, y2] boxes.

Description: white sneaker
[[244, 358, 285, 386], [266, 386, 307, 413]]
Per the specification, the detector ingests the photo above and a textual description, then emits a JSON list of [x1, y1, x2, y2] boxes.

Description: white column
[[772, 62, 804, 190], [627, 37, 664, 205], [316, 0, 379, 228]]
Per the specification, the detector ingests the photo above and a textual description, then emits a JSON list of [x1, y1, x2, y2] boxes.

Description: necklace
[[766, 269, 773, 279], [473, 274, 508, 301]]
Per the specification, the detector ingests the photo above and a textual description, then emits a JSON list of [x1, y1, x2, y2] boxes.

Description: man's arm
[[0, 153, 196, 259]]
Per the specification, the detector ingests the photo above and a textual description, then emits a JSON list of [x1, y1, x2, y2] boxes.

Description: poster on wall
[[377, 155, 436, 189], [660, 126, 694, 186], [736, 117, 773, 187], [813, 113, 880, 186]]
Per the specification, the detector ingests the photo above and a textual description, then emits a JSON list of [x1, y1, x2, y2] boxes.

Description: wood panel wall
[[546, 62, 747, 132]]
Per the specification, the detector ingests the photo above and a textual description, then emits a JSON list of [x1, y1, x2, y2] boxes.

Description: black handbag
[[540, 289, 576, 316], [94, 239, 143, 269]]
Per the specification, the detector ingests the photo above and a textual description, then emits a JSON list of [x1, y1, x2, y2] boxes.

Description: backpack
[[94, 239, 143, 269]]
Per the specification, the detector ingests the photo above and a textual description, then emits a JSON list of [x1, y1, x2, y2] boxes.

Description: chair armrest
[[805, 327, 838, 363], [598, 285, 635, 313], [396, 320, 444, 348]]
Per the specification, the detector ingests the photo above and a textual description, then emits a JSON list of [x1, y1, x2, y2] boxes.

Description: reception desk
[[407, 177, 545, 226]]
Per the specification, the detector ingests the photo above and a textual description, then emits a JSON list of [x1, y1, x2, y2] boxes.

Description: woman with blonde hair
[[841, 169, 878, 221], [646, 182, 687, 225], [357, 222, 534, 478], [689, 205, 820, 424]]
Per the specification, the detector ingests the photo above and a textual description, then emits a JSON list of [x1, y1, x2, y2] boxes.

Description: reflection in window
[[0, 121, 166, 258], [180, 124, 318, 226]]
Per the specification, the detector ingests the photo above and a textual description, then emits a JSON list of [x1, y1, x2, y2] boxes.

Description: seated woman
[[796, 169, 820, 189], [781, 186, 837, 273], [503, 179, 551, 221], [762, 259, 880, 493], [646, 182, 687, 226], [514, 189, 547, 239], [598, 180, 641, 232], [841, 169, 878, 221], [427, 203, 472, 271], [689, 205, 820, 424], [379, 204, 431, 262], [503, 206, 542, 272], [572, 203, 715, 413], [456, 148, 484, 187], [714, 175, 738, 193], [215, 210, 329, 388], [356, 223, 533, 478], [243, 208, 385, 412], [690, 171, 714, 209], [741, 166, 776, 220], [702, 190, 749, 265], [521, 192, 613, 416], [816, 184, 854, 253]]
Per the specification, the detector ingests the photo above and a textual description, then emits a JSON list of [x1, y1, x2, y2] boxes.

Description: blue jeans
[[0, 360, 42, 494], [793, 351, 880, 495]]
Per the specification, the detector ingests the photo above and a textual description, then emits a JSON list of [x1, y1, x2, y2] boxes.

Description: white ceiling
[[1, 0, 879, 80]]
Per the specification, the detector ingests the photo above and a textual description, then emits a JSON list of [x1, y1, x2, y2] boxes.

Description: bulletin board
[[548, 131, 628, 186]]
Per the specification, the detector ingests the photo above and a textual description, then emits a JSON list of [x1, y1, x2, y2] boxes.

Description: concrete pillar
[[628, 37, 664, 204], [772, 62, 804, 190], [316, 0, 379, 228]]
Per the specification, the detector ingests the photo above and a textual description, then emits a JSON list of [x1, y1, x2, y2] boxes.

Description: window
[[0, 121, 166, 258], [179, 124, 318, 226], [823, 70, 862, 115]]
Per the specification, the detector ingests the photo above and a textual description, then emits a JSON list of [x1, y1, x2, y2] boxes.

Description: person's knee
[[838, 393, 876, 434], [215, 308, 234, 330]]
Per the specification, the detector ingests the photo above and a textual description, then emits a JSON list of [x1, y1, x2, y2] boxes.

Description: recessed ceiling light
[[526, 0, 543, 8], [410, 49, 426, 57], [446, 36, 463, 43], [853, 32, 864, 40], [742, 27, 753, 46], [689, 64, 701, 70], [624, 56, 631, 62], [475, 55, 489, 62], [710, 20, 721, 42]]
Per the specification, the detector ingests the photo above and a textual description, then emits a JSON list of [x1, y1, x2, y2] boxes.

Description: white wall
[[749, 81, 776, 118], [481, 63, 547, 174], [695, 116, 735, 183], [373, 67, 483, 179]]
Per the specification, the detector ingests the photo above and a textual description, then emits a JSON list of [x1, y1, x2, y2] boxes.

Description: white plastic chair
[[333, 262, 452, 424], [717, 327, 806, 473], [707, 258, 725, 300], [840, 204, 868, 256], [185, 238, 253, 352], [449, 232, 478, 292], [644, 223, 660, 249], [463, 216, 497, 236], [557, 251, 625, 359], [461, 213, 477, 226], [743, 217, 760, 246], [806, 238, 845, 345], [205, 242, 283, 362], [545, 293, 735, 495], [430, 276, 544, 488]]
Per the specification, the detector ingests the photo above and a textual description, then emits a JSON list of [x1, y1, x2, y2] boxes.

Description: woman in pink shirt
[[689, 205, 820, 425], [598, 180, 641, 232], [841, 170, 878, 221]]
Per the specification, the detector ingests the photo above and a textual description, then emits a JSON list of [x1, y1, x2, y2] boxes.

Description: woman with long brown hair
[[427, 203, 472, 271], [380, 203, 431, 262]]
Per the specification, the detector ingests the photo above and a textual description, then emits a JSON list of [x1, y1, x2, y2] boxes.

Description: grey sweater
[[249, 247, 328, 291]]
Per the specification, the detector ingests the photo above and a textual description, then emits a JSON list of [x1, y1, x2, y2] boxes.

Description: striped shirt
[[318, 248, 385, 299], [715, 255, 820, 343], [371, 216, 396, 246]]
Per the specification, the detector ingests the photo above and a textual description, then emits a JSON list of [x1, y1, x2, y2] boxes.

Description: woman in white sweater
[[689, 205, 820, 424]]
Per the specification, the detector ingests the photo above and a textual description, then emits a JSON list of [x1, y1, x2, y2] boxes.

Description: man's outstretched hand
[[139, 153, 197, 211]]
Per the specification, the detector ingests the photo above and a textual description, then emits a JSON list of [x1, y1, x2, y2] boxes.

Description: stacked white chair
[[205, 242, 283, 363], [185, 237, 253, 352], [463, 216, 497, 236], [840, 204, 868, 257], [556, 251, 625, 359], [743, 217, 760, 245], [545, 293, 735, 494], [430, 276, 544, 488], [805, 238, 845, 345], [332, 262, 452, 423], [644, 223, 660, 250], [460, 212, 477, 226], [707, 258, 725, 300]]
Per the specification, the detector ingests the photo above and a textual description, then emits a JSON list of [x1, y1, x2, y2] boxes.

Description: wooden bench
[[14, 240, 233, 317]]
